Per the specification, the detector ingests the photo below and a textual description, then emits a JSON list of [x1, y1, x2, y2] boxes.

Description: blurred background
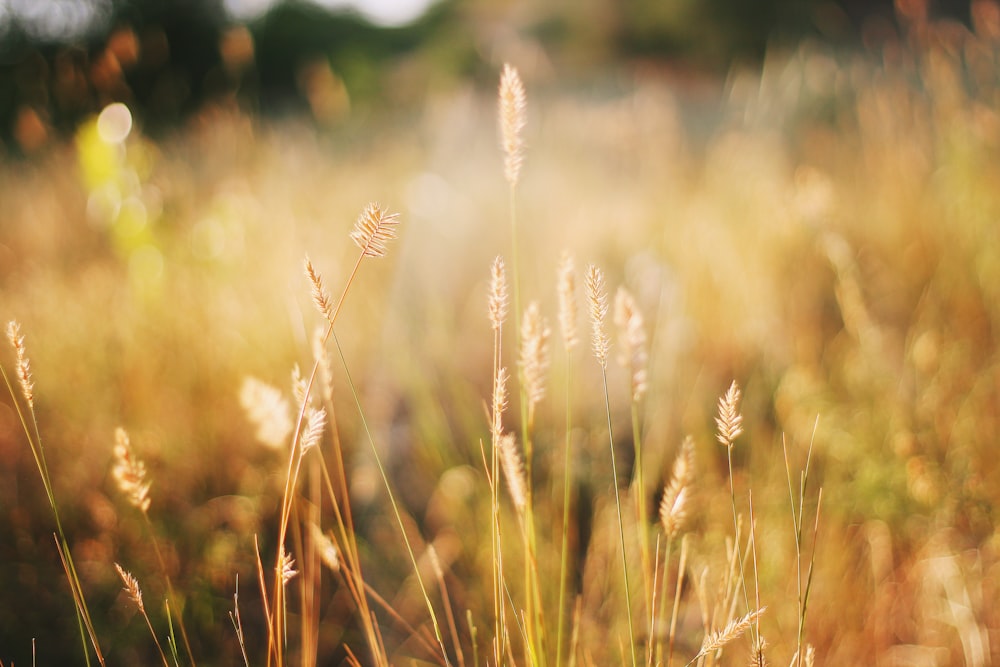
[[3, 1, 1000, 666], [0, 0, 977, 150]]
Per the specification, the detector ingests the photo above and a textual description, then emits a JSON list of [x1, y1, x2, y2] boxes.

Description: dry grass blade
[[5, 320, 34, 407], [716, 380, 744, 447], [350, 202, 400, 258], [585, 264, 610, 368], [112, 428, 152, 513], [659, 436, 695, 539], [488, 255, 509, 331], [498, 63, 526, 186]]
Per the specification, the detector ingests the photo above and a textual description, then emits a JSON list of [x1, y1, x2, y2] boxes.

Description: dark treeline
[[0, 0, 976, 152]]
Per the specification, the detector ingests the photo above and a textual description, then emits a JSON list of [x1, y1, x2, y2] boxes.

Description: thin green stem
[[333, 332, 452, 667], [600, 368, 637, 667], [2, 362, 100, 667], [725, 449, 753, 620], [556, 353, 573, 667], [630, 400, 652, 624]]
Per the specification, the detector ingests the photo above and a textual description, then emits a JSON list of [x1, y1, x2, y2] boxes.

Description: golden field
[[2, 15, 1000, 667]]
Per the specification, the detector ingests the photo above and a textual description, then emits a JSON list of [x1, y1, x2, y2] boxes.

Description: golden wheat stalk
[[350, 202, 400, 259], [613, 287, 649, 402], [498, 63, 526, 187], [519, 302, 551, 410], [659, 436, 695, 539], [716, 380, 744, 447], [112, 428, 152, 513], [585, 264, 610, 368]]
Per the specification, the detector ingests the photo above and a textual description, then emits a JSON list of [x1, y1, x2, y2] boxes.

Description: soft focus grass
[[3, 15, 1000, 666]]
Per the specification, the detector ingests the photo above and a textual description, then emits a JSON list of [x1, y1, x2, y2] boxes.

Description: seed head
[[716, 380, 744, 447], [350, 202, 400, 258], [585, 265, 610, 368], [498, 64, 527, 186]]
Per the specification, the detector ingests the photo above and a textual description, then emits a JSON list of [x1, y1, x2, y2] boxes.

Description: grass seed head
[[519, 302, 551, 409], [488, 255, 508, 331], [498, 63, 526, 186], [6, 320, 34, 408], [350, 202, 400, 258], [114, 563, 145, 613], [112, 428, 152, 513], [614, 287, 649, 401], [498, 433, 527, 513], [492, 366, 509, 439], [304, 256, 334, 323], [239, 377, 293, 450], [557, 251, 578, 350], [585, 264, 610, 368], [659, 436, 695, 538], [716, 380, 744, 447]]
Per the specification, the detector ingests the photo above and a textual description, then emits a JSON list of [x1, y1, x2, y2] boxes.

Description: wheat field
[[2, 13, 1000, 667]]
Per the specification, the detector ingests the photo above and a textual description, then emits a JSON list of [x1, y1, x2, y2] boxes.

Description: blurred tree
[[0, 0, 979, 153]]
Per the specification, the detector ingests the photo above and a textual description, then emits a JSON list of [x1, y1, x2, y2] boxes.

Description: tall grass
[[3, 10, 1000, 664]]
